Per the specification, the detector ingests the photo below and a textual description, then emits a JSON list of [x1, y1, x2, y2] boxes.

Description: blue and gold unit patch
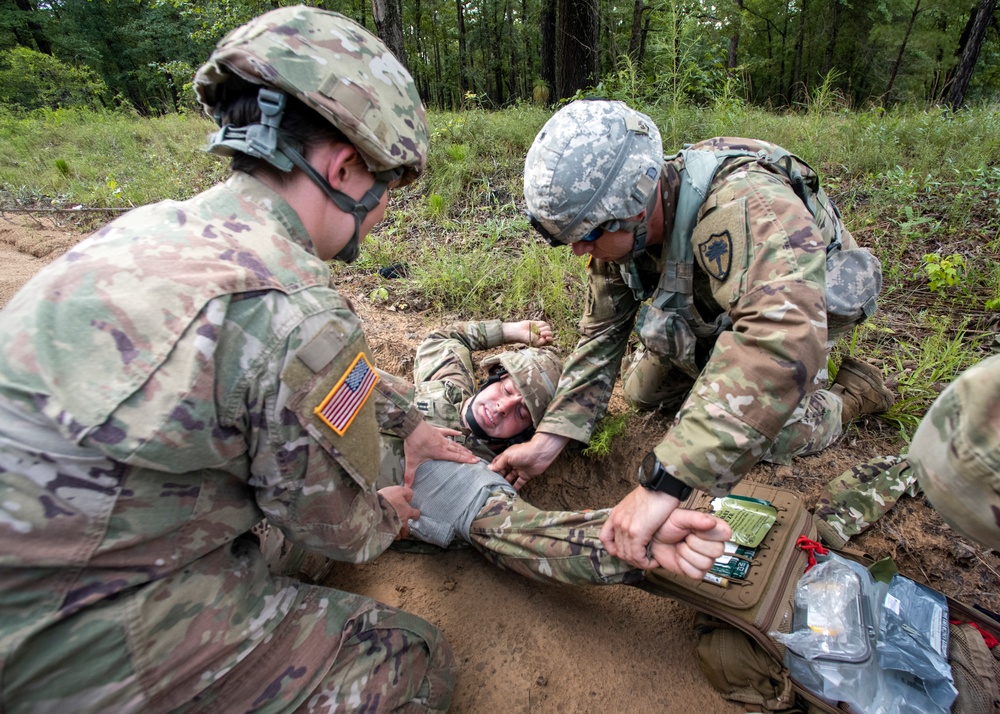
[[698, 230, 733, 281]]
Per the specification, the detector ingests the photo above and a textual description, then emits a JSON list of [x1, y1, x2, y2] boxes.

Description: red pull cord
[[795, 535, 829, 572], [950, 619, 999, 649]]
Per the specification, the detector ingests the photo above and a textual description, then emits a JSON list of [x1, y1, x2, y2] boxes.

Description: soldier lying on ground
[[269, 319, 732, 586], [815, 352, 1000, 550], [491, 100, 896, 572]]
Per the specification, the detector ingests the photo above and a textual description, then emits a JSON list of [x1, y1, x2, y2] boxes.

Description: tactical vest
[[628, 146, 881, 378]]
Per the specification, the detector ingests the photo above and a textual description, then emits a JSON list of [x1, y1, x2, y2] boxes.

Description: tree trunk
[[727, 0, 744, 70], [540, 0, 556, 103], [371, 0, 407, 68], [456, 0, 467, 97], [506, 0, 517, 103], [791, 0, 807, 103], [413, 0, 427, 102], [556, 0, 598, 99], [522, 0, 531, 98], [822, 0, 840, 76], [490, 0, 503, 104], [945, 0, 997, 108], [13, 0, 52, 54], [629, 0, 644, 64], [883, 0, 922, 106]]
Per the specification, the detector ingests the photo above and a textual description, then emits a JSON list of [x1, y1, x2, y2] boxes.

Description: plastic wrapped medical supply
[[773, 557, 881, 712], [873, 574, 957, 713]]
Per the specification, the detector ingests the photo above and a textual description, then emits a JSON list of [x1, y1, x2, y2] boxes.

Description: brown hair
[[212, 76, 348, 185]]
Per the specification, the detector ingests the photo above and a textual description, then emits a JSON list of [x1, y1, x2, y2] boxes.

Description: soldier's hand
[[403, 421, 478, 487], [501, 320, 553, 347], [379, 485, 419, 539], [599, 487, 680, 569], [489, 432, 568, 490], [648, 509, 731, 580]]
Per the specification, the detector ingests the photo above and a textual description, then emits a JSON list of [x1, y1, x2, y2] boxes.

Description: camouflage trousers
[[468, 489, 643, 586], [5, 536, 454, 714], [812, 455, 917, 548], [176, 577, 455, 714], [623, 347, 843, 464]]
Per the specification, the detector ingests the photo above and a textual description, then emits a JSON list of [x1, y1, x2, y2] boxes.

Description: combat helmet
[[194, 6, 428, 262], [481, 348, 562, 428], [908, 355, 1000, 550], [524, 100, 663, 248], [464, 348, 562, 448]]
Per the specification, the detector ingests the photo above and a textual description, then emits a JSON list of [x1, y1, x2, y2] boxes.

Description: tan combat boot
[[832, 356, 895, 425]]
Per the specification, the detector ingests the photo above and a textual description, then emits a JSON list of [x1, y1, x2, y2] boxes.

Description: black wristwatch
[[637, 451, 693, 502]]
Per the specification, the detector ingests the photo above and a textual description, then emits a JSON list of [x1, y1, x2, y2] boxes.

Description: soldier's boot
[[831, 357, 895, 425]]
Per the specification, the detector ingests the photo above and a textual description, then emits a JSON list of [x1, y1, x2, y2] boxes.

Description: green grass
[[3, 101, 998, 442], [582, 412, 632, 459], [0, 106, 223, 207]]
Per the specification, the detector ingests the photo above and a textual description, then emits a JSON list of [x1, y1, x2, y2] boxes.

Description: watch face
[[639, 451, 659, 486]]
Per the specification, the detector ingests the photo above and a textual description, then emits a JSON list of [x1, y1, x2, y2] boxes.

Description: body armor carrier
[[626, 146, 880, 379]]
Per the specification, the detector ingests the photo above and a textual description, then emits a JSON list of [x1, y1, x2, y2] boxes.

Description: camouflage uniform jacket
[[539, 137, 851, 496], [408, 319, 510, 460], [0, 172, 420, 710]]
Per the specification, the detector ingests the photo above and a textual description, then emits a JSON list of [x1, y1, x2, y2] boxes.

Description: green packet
[[710, 495, 777, 548], [710, 541, 757, 580]]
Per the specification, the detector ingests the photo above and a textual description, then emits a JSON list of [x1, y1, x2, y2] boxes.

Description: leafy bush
[[0, 48, 109, 111]]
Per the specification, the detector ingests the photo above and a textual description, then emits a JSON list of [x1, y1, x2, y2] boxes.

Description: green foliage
[[0, 107, 223, 206], [582, 412, 631, 459], [877, 319, 981, 437], [918, 253, 966, 293], [0, 48, 108, 111]]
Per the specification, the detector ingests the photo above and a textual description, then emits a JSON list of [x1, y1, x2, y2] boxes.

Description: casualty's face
[[469, 375, 533, 440]]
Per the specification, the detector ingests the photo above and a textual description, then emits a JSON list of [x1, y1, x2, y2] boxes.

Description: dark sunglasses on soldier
[[526, 211, 603, 248]]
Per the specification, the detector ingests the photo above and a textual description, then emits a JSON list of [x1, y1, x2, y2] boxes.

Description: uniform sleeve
[[241, 303, 400, 564], [373, 368, 423, 439], [537, 259, 641, 445], [412, 320, 505, 398], [654, 171, 829, 496]]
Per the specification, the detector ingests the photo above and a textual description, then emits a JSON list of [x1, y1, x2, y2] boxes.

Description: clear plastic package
[[773, 557, 881, 712]]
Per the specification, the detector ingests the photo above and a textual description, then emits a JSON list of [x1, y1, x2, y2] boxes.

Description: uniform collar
[[224, 172, 318, 257]]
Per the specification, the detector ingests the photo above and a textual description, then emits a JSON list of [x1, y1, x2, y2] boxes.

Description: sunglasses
[[527, 212, 605, 247]]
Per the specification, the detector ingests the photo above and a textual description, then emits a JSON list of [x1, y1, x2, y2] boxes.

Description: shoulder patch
[[314, 352, 380, 436], [697, 230, 733, 281]]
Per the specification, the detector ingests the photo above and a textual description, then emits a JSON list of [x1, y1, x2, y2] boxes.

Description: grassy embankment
[[1, 102, 998, 450]]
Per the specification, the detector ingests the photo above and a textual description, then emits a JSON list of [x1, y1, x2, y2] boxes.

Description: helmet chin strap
[[463, 398, 492, 441], [279, 139, 399, 263], [208, 88, 400, 264], [630, 186, 659, 259]]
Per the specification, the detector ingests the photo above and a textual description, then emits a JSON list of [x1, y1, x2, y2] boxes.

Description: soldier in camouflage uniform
[[815, 354, 1000, 549], [371, 319, 730, 585], [0, 7, 471, 712], [495, 100, 894, 570]]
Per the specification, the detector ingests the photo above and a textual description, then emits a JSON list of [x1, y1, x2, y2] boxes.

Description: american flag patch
[[314, 352, 380, 436]]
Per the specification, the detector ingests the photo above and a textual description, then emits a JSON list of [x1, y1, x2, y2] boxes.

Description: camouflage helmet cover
[[908, 354, 1000, 549], [194, 5, 428, 185], [481, 348, 562, 428], [523, 100, 663, 244]]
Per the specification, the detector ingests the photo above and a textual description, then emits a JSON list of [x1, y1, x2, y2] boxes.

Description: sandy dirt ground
[[3, 212, 998, 714]]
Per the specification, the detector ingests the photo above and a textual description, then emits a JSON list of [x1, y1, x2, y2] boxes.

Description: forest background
[[2, 0, 999, 114]]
